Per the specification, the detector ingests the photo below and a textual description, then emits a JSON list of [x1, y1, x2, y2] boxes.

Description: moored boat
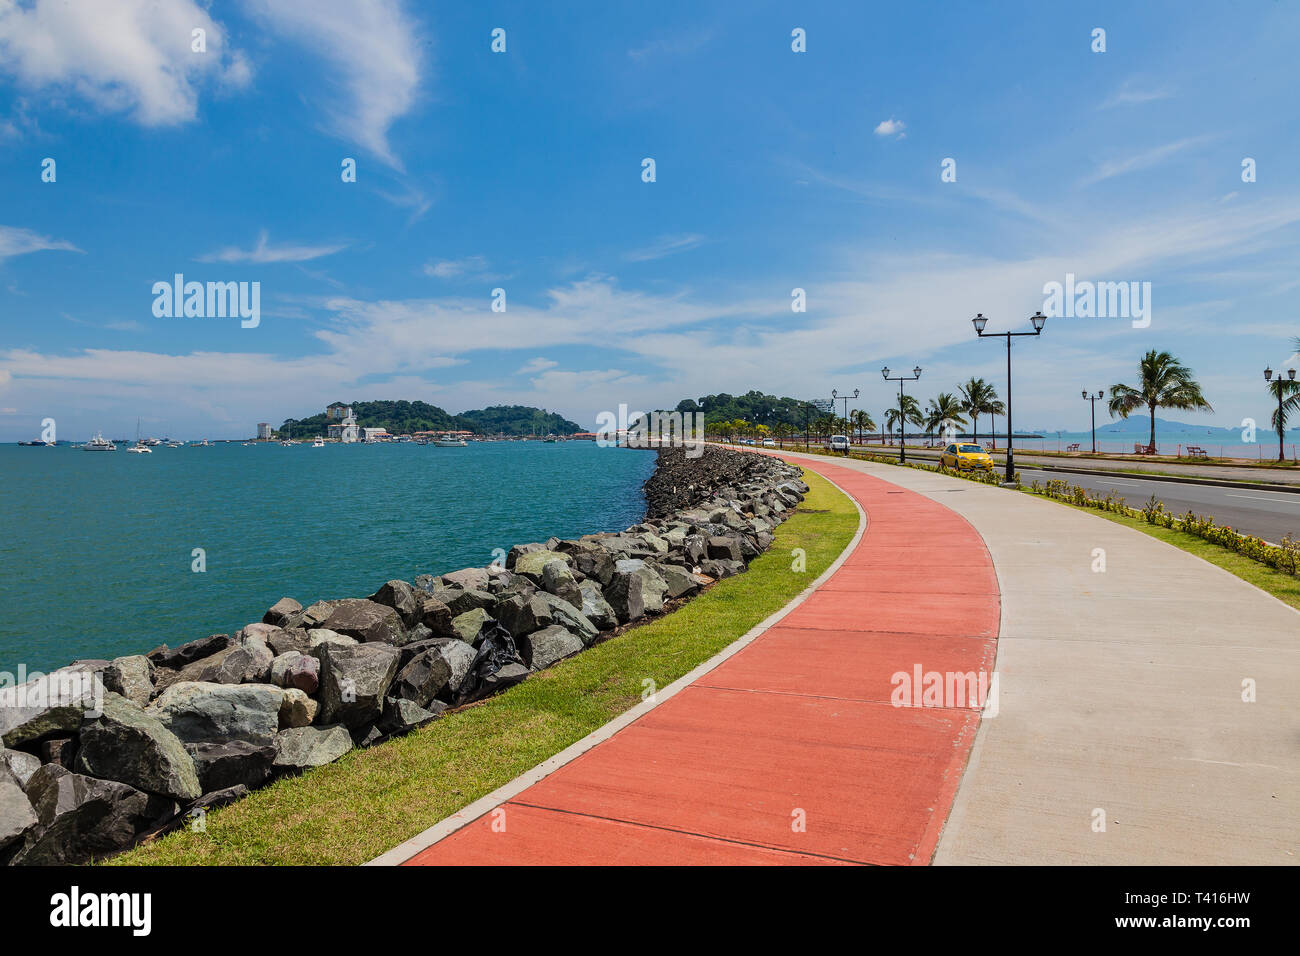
[[82, 431, 116, 451]]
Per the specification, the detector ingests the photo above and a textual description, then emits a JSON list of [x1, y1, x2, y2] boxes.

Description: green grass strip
[[108, 469, 858, 866]]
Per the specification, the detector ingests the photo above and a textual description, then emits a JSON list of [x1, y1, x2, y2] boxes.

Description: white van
[[825, 434, 850, 454]]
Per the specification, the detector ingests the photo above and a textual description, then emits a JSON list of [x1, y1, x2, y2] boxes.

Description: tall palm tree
[[1268, 376, 1300, 461], [924, 393, 967, 442], [850, 409, 876, 446], [958, 378, 1003, 447], [1108, 350, 1213, 453], [885, 394, 922, 446]]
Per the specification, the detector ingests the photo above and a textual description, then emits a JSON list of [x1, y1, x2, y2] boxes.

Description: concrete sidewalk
[[788, 453, 1300, 865]]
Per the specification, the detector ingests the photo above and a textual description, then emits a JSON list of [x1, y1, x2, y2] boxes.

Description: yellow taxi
[[940, 442, 994, 472]]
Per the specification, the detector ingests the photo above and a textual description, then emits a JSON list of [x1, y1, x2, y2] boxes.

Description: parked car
[[761, 439, 776, 447], [940, 442, 994, 471], [825, 434, 851, 454]]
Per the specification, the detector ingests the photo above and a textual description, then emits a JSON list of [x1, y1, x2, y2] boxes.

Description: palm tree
[[924, 393, 967, 442], [885, 394, 922, 447], [850, 409, 876, 446], [1267, 376, 1300, 461], [1108, 350, 1213, 453], [958, 378, 1005, 449]]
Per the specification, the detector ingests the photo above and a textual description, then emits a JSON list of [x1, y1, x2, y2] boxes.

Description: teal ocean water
[[1, 441, 656, 675]]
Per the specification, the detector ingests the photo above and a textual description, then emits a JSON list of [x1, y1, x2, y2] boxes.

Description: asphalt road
[[1016, 467, 1300, 542]]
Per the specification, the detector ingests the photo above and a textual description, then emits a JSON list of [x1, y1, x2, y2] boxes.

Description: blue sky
[[2, 0, 1299, 440]]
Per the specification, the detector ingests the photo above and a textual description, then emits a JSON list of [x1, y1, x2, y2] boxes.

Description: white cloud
[[244, 0, 422, 168], [517, 357, 558, 375], [0, 0, 250, 126], [624, 233, 705, 262], [1100, 83, 1175, 109], [873, 118, 905, 137], [1078, 136, 1213, 187], [198, 230, 347, 264], [0, 225, 81, 260], [423, 256, 488, 279]]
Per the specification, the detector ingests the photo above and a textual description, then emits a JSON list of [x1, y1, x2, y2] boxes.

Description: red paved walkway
[[403, 458, 999, 865]]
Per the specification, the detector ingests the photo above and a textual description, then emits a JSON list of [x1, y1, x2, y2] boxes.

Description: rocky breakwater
[[0, 446, 807, 864]]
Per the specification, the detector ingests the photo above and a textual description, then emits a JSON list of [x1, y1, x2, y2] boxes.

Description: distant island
[[277, 401, 583, 439]]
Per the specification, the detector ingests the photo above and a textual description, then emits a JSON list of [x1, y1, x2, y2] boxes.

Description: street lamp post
[[832, 388, 859, 446], [881, 365, 922, 464], [1082, 390, 1104, 454], [1264, 365, 1298, 462], [972, 311, 1046, 483]]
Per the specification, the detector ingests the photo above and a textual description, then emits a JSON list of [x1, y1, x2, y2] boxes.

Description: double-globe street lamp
[[1082, 390, 1104, 454], [881, 365, 921, 464], [1264, 364, 1297, 462], [972, 311, 1046, 483], [832, 388, 859, 445]]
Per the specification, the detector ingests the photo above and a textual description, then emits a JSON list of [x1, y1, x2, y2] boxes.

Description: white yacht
[[82, 431, 116, 451], [312, 437, 325, 448], [433, 437, 468, 447]]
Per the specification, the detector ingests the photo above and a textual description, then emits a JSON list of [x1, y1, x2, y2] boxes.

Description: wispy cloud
[[1100, 82, 1175, 109], [0, 0, 250, 125], [0, 225, 81, 261], [1078, 136, 1213, 187], [517, 357, 558, 375], [244, 0, 422, 168], [873, 117, 906, 138], [423, 256, 488, 279], [624, 233, 705, 262], [628, 29, 713, 61], [198, 230, 347, 264]]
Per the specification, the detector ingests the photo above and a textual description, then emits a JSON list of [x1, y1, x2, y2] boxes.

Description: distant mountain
[[278, 401, 582, 438]]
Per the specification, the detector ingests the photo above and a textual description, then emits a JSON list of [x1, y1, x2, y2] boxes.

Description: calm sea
[[1, 441, 656, 675]]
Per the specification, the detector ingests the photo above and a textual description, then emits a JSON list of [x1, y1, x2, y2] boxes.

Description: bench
[[1186, 445, 1208, 458], [1066, 443, 1081, 452]]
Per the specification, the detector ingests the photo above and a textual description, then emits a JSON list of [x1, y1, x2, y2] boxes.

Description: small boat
[[18, 438, 55, 447], [82, 431, 116, 451], [312, 437, 325, 448], [433, 437, 468, 447], [126, 419, 152, 453]]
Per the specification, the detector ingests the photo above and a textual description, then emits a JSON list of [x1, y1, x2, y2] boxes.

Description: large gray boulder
[[541, 558, 583, 609], [495, 592, 553, 637], [185, 740, 275, 792], [657, 563, 701, 600], [513, 549, 570, 581], [706, 535, 744, 562], [449, 607, 492, 643], [519, 625, 584, 670], [318, 598, 408, 646], [0, 670, 100, 748], [505, 543, 546, 570], [11, 764, 175, 865], [73, 693, 201, 801], [1, 749, 40, 789], [316, 642, 400, 728], [441, 567, 491, 591], [146, 682, 284, 746], [207, 633, 275, 684], [605, 559, 670, 623], [391, 646, 453, 707], [101, 655, 154, 707], [578, 579, 618, 631], [273, 725, 353, 771], [0, 765, 36, 852], [267, 627, 311, 656], [369, 580, 420, 628], [307, 628, 357, 654], [434, 586, 496, 617]]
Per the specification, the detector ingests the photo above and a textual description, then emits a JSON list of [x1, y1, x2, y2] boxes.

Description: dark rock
[[657, 563, 701, 600], [519, 625, 584, 670], [435, 586, 496, 617], [707, 535, 744, 562], [449, 607, 492, 642], [418, 596, 454, 635], [478, 662, 530, 695], [316, 642, 400, 728], [40, 737, 78, 769], [578, 579, 618, 631], [369, 579, 420, 627], [269, 651, 319, 694], [147, 633, 233, 670], [184, 740, 275, 792], [189, 784, 249, 813], [376, 697, 442, 737], [541, 558, 583, 609], [12, 764, 176, 865], [263, 596, 304, 628], [699, 558, 746, 579], [273, 725, 353, 771], [441, 567, 491, 590], [319, 598, 408, 646], [391, 647, 452, 707], [300, 600, 340, 629], [605, 559, 670, 623], [207, 633, 274, 684], [73, 693, 201, 800]]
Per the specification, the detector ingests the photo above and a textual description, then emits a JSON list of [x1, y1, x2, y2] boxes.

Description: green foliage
[[675, 390, 820, 429], [279, 401, 581, 438]]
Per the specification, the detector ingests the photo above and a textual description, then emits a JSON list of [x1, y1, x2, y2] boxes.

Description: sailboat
[[127, 418, 152, 453]]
